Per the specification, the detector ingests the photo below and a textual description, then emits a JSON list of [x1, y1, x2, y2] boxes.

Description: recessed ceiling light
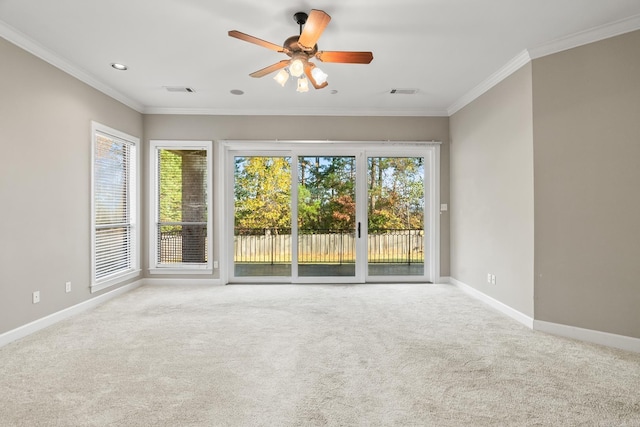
[[230, 89, 244, 95], [111, 63, 128, 71]]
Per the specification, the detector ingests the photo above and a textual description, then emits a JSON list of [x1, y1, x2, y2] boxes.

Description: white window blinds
[[93, 129, 137, 284]]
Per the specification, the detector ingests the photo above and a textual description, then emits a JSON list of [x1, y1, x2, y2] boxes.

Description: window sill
[[91, 269, 141, 293], [149, 268, 213, 275]]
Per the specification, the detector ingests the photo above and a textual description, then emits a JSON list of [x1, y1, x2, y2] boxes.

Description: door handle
[[357, 222, 361, 238]]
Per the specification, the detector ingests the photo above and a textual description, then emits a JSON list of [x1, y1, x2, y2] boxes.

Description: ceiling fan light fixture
[[311, 67, 328, 85], [297, 76, 309, 92], [289, 57, 305, 77], [274, 69, 289, 86], [228, 9, 372, 90]]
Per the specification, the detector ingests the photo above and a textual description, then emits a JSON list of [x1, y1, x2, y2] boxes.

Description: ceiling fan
[[228, 9, 373, 91]]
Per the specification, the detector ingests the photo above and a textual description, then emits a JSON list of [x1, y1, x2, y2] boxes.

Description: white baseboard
[[448, 277, 535, 329], [0, 280, 142, 348], [534, 320, 640, 353], [143, 278, 224, 286], [446, 277, 640, 353]]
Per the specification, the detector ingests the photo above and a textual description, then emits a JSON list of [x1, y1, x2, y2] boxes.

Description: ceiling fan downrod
[[293, 12, 308, 35]]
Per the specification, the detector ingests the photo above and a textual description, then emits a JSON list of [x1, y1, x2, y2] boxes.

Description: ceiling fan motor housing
[[284, 35, 317, 57], [228, 8, 373, 88]]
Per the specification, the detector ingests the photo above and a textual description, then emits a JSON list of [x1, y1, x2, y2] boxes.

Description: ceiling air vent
[[164, 86, 196, 93], [390, 88, 418, 95]]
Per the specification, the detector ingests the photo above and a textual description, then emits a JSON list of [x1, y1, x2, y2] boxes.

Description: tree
[[367, 157, 424, 231], [234, 156, 291, 230], [233, 155, 424, 233], [298, 156, 355, 230]]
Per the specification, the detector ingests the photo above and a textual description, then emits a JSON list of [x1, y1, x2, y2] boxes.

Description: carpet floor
[[0, 284, 639, 426]]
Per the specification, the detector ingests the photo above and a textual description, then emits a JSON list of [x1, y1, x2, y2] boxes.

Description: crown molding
[[0, 20, 144, 113], [447, 13, 640, 116], [447, 50, 531, 116], [143, 106, 450, 117], [528, 13, 640, 59], [4, 12, 638, 120]]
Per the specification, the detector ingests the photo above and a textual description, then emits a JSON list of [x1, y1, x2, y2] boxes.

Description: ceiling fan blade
[[304, 63, 329, 90], [316, 51, 374, 64], [249, 60, 290, 78], [228, 30, 285, 52], [298, 9, 331, 51]]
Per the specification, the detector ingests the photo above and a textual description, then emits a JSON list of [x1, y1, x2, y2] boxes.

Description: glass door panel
[[298, 156, 356, 277], [367, 157, 425, 276], [233, 156, 292, 277]]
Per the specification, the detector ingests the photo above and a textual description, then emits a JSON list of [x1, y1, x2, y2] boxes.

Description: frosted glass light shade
[[274, 69, 289, 87], [311, 67, 328, 85], [289, 58, 304, 77], [296, 76, 309, 92]]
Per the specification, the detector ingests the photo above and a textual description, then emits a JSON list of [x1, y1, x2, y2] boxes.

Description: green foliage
[[233, 155, 424, 233], [234, 157, 291, 230], [298, 156, 355, 231], [368, 157, 424, 232], [159, 149, 182, 225]]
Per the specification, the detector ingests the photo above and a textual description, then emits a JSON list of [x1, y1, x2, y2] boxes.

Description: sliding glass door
[[367, 156, 425, 277], [225, 142, 438, 284], [233, 155, 292, 277], [298, 155, 357, 278]]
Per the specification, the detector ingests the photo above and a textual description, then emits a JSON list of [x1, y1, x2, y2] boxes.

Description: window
[[150, 140, 212, 272], [91, 122, 139, 291]]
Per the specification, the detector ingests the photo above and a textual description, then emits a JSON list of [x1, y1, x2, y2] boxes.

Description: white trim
[[449, 277, 535, 328], [91, 122, 140, 292], [528, 13, 640, 59], [3, 13, 638, 119], [90, 270, 141, 293], [0, 280, 142, 349], [220, 140, 443, 150], [447, 14, 640, 116], [148, 268, 213, 275], [534, 320, 640, 354], [142, 107, 450, 117], [148, 140, 214, 273], [447, 50, 531, 116], [217, 141, 229, 285], [431, 146, 441, 283], [143, 278, 224, 286], [222, 140, 441, 284], [0, 20, 143, 113], [448, 277, 640, 353]]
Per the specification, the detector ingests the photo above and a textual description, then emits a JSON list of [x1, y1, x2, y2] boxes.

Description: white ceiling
[[1, 0, 640, 116]]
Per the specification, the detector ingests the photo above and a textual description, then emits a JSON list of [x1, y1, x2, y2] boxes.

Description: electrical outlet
[[65, 281, 72, 293], [213, 261, 218, 269], [32, 291, 40, 304], [487, 273, 492, 283], [491, 274, 496, 285]]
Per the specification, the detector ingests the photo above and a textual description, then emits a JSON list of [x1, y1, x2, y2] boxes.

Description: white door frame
[[218, 140, 440, 284]]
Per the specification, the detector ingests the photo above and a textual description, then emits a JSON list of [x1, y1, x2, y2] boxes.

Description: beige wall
[[0, 33, 449, 335], [532, 30, 640, 338], [0, 38, 143, 334], [4, 23, 637, 341], [143, 115, 451, 279], [449, 64, 535, 317]]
